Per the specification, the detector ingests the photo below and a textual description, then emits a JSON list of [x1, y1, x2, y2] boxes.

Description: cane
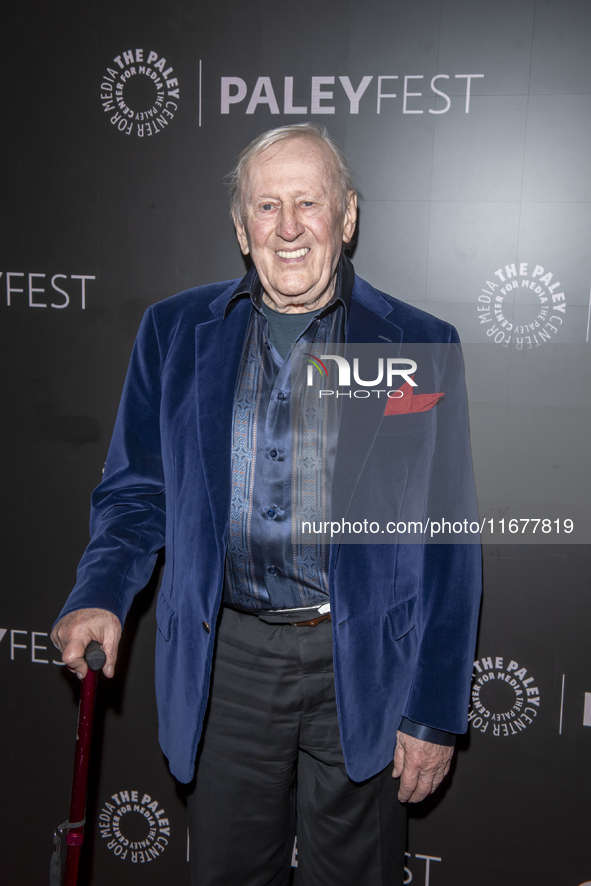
[[51, 640, 106, 886]]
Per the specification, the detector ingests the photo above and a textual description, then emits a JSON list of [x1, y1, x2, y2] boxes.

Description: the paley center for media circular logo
[[100, 49, 180, 137], [476, 261, 567, 348], [99, 789, 171, 863], [468, 655, 541, 737]]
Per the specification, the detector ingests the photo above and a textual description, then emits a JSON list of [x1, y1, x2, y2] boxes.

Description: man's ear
[[342, 191, 358, 245], [233, 214, 250, 256]]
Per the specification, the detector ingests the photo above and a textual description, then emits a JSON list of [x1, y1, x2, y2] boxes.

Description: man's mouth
[[275, 248, 310, 259]]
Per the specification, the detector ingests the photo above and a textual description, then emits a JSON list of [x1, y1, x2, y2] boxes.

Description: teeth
[[276, 248, 309, 259]]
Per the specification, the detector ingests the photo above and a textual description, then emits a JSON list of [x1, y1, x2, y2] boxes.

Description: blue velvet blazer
[[57, 274, 482, 784]]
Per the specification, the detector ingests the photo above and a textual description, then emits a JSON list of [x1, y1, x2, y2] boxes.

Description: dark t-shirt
[[260, 301, 320, 360]]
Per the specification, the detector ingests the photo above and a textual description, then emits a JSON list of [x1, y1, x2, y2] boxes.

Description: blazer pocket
[[386, 595, 417, 640], [378, 411, 435, 435], [156, 591, 175, 642]]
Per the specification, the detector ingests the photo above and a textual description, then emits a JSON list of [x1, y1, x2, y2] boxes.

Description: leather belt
[[293, 612, 332, 627], [255, 604, 332, 627]]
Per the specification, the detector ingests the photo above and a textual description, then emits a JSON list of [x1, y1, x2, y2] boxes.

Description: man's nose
[[276, 204, 304, 240]]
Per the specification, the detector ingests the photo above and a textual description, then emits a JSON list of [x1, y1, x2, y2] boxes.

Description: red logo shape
[[384, 380, 445, 415]]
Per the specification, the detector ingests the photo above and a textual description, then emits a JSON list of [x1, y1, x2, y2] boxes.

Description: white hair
[[227, 123, 355, 224]]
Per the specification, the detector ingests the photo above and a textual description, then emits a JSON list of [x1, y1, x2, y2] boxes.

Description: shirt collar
[[224, 252, 355, 319]]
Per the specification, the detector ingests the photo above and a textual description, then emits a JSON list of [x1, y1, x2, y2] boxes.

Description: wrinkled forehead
[[244, 136, 340, 202]]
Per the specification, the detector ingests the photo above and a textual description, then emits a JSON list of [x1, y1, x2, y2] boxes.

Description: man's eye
[[261, 203, 274, 211], [301, 201, 314, 207]]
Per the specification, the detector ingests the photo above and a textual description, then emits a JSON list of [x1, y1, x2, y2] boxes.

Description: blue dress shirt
[[223, 258, 349, 612]]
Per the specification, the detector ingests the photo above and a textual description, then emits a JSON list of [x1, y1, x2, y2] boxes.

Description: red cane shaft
[[64, 667, 99, 886]]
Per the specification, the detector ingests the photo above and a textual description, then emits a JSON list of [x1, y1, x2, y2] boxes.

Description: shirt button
[[202, 621, 211, 633], [270, 449, 277, 458], [267, 509, 275, 518], [267, 566, 277, 575], [277, 392, 285, 401]]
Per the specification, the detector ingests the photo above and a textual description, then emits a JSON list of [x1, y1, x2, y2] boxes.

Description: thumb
[[392, 741, 405, 779]]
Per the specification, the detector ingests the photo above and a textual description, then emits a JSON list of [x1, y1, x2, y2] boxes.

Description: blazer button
[[202, 621, 211, 633]]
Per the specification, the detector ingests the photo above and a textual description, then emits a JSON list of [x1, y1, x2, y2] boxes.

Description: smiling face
[[233, 136, 357, 313]]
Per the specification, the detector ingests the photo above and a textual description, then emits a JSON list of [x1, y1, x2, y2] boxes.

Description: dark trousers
[[187, 606, 407, 886]]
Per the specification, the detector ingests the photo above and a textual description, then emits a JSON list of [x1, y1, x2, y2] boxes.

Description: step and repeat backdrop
[[1, 0, 591, 883]]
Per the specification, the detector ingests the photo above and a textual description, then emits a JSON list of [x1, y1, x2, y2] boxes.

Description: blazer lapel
[[194, 298, 252, 545]]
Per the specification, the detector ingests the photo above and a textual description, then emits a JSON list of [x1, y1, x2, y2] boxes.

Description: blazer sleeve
[[54, 306, 166, 627], [401, 333, 482, 734]]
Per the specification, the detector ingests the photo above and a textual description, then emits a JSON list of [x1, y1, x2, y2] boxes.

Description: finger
[[407, 758, 454, 802], [425, 761, 451, 795], [397, 777, 418, 803], [397, 765, 420, 802], [62, 638, 89, 679], [391, 743, 405, 779], [406, 772, 436, 803]]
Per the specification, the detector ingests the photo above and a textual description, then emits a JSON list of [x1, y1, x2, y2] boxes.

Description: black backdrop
[[2, 1, 591, 883]]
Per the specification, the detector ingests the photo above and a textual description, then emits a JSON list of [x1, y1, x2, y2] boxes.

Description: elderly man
[[52, 123, 481, 885]]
